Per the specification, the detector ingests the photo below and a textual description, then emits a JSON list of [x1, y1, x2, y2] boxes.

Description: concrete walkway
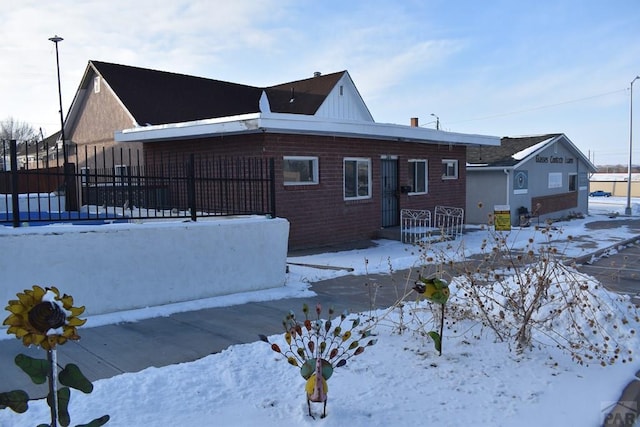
[[0, 265, 416, 399], [1, 221, 640, 424]]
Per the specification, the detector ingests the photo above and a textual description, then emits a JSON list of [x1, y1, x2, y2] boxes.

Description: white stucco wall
[[0, 216, 289, 316]]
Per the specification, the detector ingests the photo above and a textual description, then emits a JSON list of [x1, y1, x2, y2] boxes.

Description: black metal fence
[[0, 139, 276, 227]]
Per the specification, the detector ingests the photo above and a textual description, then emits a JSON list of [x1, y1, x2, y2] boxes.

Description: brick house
[[64, 61, 499, 249], [466, 134, 597, 227]]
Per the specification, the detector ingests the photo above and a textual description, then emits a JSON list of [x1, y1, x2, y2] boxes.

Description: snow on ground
[[1, 198, 639, 426]]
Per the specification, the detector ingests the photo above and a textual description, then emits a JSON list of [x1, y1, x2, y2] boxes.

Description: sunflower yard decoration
[[259, 303, 376, 419], [1, 285, 109, 427], [413, 276, 450, 356], [4, 285, 86, 350]]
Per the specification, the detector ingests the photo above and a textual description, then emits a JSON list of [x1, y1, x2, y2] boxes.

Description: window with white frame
[[344, 158, 371, 200], [115, 165, 129, 184], [93, 76, 100, 94], [548, 172, 562, 189], [408, 159, 428, 194], [568, 173, 577, 192], [80, 167, 90, 186], [442, 159, 458, 179], [283, 156, 319, 185]]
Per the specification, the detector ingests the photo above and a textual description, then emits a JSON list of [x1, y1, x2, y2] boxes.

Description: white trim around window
[[283, 156, 319, 185], [408, 159, 428, 194], [344, 157, 372, 200], [548, 172, 562, 189], [80, 167, 90, 186], [568, 172, 578, 192], [114, 164, 130, 184], [442, 159, 458, 179]]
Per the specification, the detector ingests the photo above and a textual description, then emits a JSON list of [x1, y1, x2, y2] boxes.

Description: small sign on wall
[[494, 205, 511, 231]]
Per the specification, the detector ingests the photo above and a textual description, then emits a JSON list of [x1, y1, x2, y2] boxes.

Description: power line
[[448, 88, 627, 124]]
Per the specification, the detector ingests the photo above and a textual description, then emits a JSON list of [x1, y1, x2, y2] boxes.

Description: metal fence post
[[269, 157, 276, 218], [9, 140, 20, 227], [188, 153, 196, 221]]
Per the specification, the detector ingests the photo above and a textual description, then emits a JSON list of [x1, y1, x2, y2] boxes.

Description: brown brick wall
[[144, 133, 466, 249], [531, 191, 578, 216]]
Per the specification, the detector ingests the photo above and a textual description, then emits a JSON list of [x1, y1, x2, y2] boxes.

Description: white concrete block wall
[[0, 216, 289, 316], [0, 192, 65, 213]]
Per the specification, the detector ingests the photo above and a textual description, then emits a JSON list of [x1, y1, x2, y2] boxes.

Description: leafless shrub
[[378, 222, 639, 366]]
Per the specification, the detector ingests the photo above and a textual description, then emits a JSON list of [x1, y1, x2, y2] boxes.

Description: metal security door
[[381, 158, 399, 227]]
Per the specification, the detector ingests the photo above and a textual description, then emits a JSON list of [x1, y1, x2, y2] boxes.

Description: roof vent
[[313, 71, 321, 77]]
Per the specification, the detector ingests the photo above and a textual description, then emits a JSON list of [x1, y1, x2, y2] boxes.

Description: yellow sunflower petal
[[61, 327, 74, 338], [32, 333, 46, 346], [46, 335, 58, 349], [59, 294, 74, 309], [17, 292, 34, 307], [67, 317, 87, 327], [3, 313, 23, 326], [21, 334, 33, 346], [31, 286, 45, 301], [8, 327, 30, 338], [14, 292, 30, 305], [69, 306, 85, 317], [6, 298, 20, 307], [6, 303, 27, 315]]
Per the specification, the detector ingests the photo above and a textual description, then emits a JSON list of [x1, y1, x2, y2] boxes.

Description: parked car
[[589, 190, 612, 197]]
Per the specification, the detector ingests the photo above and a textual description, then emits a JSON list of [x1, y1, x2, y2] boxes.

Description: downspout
[[503, 169, 510, 206]]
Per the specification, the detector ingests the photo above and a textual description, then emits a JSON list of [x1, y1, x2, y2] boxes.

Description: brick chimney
[[410, 117, 419, 127]]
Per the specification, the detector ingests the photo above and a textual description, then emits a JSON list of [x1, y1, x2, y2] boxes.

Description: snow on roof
[[115, 112, 501, 147], [511, 136, 554, 161]]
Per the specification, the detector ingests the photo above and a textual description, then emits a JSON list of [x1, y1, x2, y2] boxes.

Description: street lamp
[[430, 113, 440, 130], [48, 35, 67, 166], [626, 76, 639, 216]]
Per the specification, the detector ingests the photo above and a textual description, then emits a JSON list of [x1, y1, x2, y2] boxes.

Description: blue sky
[[2, 0, 639, 165]]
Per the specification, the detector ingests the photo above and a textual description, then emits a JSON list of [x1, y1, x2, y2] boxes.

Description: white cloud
[[1, 0, 639, 163]]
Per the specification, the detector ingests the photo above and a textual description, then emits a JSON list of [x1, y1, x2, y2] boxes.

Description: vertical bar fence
[[0, 140, 275, 227]]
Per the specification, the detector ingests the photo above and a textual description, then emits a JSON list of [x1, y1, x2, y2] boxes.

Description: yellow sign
[[494, 205, 511, 231]]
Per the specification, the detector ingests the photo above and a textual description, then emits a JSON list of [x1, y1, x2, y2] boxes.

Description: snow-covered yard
[[1, 197, 639, 426]]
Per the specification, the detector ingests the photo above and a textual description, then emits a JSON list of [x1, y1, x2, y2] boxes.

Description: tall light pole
[[49, 35, 67, 166], [626, 76, 639, 216], [430, 113, 440, 130]]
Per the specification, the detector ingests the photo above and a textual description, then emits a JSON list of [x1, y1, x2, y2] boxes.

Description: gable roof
[[90, 61, 264, 125], [467, 134, 561, 167], [78, 61, 351, 126], [467, 133, 596, 171], [264, 71, 346, 115]]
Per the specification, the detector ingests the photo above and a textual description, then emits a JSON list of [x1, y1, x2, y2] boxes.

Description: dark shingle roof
[[265, 71, 345, 115], [91, 61, 264, 125], [90, 61, 345, 125], [467, 134, 561, 166]]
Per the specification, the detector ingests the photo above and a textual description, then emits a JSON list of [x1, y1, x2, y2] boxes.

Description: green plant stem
[[439, 303, 445, 356], [48, 349, 59, 427]]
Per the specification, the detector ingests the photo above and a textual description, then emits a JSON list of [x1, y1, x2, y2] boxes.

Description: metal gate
[[381, 158, 399, 227]]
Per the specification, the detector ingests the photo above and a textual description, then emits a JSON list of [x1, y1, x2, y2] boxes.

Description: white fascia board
[[467, 165, 515, 171], [115, 113, 263, 142], [115, 112, 500, 146]]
